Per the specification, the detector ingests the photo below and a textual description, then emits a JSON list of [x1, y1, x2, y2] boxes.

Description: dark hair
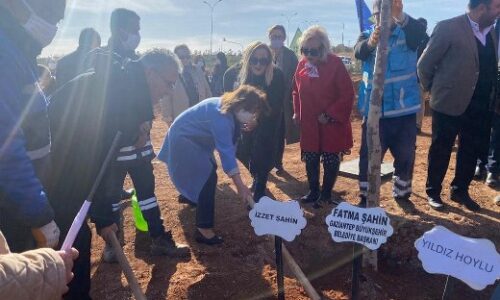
[[220, 84, 267, 114], [174, 44, 190, 55], [469, 0, 493, 9], [417, 18, 428, 28], [110, 8, 140, 34], [78, 28, 101, 50], [268, 25, 286, 37], [213, 52, 228, 76]]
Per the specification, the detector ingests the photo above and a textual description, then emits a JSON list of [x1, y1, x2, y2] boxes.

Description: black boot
[[314, 158, 340, 208], [301, 158, 320, 203]]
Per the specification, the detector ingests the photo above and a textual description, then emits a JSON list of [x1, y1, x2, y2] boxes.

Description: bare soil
[[89, 110, 499, 300]]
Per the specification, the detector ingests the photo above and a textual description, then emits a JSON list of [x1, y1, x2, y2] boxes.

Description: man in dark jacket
[[0, 0, 64, 253], [418, 0, 500, 211], [83, 8, 152, 261], [48, 49, 189, 299], [55, 27, 101, 88], [106, 8, 141, 61]]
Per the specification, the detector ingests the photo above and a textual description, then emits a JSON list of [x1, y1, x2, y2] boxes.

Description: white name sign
[[415, 226, 500, 291], [325, 202, 394, 250], [249, 197, 307, 242]]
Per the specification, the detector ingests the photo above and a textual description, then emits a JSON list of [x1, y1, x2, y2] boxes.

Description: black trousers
[[92, 160, 165, 238], [275, 114, 286, 169], [427, 107, 492, 196], [196, 165, 218, 228]]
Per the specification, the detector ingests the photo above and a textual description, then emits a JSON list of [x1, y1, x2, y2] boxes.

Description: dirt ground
[[89, 111, 500, 300]]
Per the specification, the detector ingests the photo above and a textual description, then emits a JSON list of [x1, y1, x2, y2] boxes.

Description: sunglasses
[[301, 47, 321, 57], [249, 57, 271, 66]]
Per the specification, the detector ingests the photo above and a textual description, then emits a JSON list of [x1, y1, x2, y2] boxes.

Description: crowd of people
[[1, 0, 499, 299]]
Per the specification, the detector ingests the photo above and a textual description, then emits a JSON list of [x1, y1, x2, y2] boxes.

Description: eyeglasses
[[301, 47, 321, 57], [249, 57, 271, 66]]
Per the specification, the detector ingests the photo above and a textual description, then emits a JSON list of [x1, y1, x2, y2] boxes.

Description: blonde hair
[[299, 25, 332, 62], [220, 84, 267, 114], [239, 41, 274, 87]]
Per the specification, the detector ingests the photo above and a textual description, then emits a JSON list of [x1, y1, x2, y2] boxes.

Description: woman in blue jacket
[[158, 85, 266, 245]]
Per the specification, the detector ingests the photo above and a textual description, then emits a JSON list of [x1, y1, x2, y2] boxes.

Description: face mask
[[21, 0, 58, 47], [123, 33, 141, 51], [270, 38, 285, 49], [235, 109, 257, 126]]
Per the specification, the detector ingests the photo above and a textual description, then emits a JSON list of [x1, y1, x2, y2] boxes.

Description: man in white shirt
[[418, 0, 500, 212]]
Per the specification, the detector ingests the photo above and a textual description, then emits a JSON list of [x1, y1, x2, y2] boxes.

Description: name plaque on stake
[[249, 197, 307, 242], [415, 226, 500, 291], [325, 202, 394, 250]]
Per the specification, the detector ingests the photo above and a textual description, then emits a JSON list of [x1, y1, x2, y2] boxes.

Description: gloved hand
[[31, 220, 61, 248]]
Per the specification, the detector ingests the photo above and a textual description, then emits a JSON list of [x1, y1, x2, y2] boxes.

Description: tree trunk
[[364, 0, 392, 270]]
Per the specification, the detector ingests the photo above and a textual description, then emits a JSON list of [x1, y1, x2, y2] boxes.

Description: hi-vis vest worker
[[357, 26, 421, 118]]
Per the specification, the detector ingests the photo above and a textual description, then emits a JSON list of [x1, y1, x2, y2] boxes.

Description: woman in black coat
[[210, 52, 228, 96], [223, 41, 285, 202]]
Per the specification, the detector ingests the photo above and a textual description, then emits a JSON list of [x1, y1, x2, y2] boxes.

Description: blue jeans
[[359, 114, 417, 198]]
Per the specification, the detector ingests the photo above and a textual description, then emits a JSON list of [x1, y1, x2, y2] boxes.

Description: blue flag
[[355, 0, 373, 32]]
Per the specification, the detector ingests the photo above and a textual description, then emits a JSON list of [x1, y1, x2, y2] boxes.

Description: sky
[[43, 0, 469, 57]]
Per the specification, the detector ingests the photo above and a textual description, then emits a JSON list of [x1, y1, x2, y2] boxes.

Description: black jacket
[[56, 48, 93, 88], [223, 65, 285, 174], [47, 57, 151, 216]]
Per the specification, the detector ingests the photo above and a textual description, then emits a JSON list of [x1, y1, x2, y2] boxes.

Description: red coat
[[293, 54, 354, 153]]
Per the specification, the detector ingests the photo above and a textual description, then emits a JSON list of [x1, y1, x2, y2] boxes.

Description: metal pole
[[222, 37, 244, 52], [441, 276, 455, 300], [275, 236, 285, 300], [281, 12, 297, 47], [342, 23, 345, 46], [246, 196, 321, 300], [203, 0, 223, 54], [351, 244, 363, 300], [210, 6, 214, 54]]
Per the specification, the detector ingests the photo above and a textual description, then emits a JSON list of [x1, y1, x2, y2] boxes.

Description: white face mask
[[123, 33, 141, 51], [235, 109, 257, 126], [21, 0, 58, 47]]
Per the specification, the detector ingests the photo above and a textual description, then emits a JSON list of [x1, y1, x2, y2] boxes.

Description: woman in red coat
[[293, 26, 354, 208]]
